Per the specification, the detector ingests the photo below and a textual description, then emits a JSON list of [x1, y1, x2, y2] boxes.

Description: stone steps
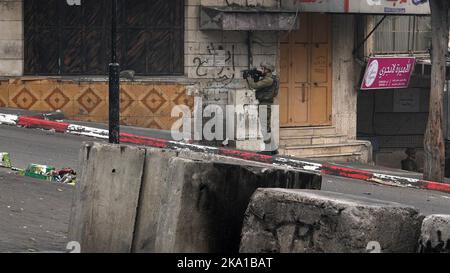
[[280, 126, 337, 138], [279, 141, 373, 164], [280, 134, 348, 146], [278, 127, 372, 164], [300, 153, 364, 163]]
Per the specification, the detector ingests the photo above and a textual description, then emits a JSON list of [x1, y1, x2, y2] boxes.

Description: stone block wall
[[0, 0, 23, 76], [0, 0, 361, 147], [185, 0, 280, 107]]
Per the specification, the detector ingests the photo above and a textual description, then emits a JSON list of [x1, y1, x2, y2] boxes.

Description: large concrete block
[[68, 142, 146, 253], [240, 189, 423, 253], [70, 143, 321, 253], [133, 149, 321, 253], [132, 148, 179, 253], [419, 215, 450, 253]]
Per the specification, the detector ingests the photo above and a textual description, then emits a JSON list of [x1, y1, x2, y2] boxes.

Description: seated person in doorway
[[401, 147, 419, 172], [245, 62, 279, 155]]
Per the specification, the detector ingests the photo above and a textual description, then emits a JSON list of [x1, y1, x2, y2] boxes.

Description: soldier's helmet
[[260, 62, 275, 72]]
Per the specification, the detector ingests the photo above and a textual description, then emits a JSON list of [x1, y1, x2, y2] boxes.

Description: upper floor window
[[372, 15, 431, 54], [24, 0, 184, 76]]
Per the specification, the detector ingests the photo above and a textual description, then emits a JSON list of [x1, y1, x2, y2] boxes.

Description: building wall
[[185, 0, 281, 146], [0, 0, 280, 132], [331, 14, 358, 140], [355, 14, 436, 170], [187, 2, 360, 143], [0, 0, 359, 145], [185, 0, 279, 106], [357, 74, 431, 170], [0, 0, 23, 76], [0, 79, 195, 130]]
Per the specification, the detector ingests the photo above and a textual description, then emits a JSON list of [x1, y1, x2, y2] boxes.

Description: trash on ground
[[49, 168, 77, 186], [19, 164, 55, 181], [18, 164, 77, 185], [0, 153, 12, 169]]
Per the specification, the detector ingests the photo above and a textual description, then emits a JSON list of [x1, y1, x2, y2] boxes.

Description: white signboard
[[281, 0, 430, 15]]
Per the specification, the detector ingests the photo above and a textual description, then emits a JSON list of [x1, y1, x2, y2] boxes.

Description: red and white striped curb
[[2, 112, 450, 194], [0, 113, 18, 126]]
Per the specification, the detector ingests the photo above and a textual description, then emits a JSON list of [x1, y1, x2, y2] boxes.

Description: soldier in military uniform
[[246, 62, 279, 155]]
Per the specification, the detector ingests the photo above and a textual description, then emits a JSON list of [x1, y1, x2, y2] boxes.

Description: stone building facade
[[1, 0, 430, 163]]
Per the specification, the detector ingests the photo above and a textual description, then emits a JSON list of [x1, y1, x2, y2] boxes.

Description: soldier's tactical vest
[[256, 75, 279, 103]]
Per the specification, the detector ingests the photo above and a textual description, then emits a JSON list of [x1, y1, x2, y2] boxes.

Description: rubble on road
[[0, 152, 76, 185], [0, 152, 12, 168], [20, 164, 77, 185]]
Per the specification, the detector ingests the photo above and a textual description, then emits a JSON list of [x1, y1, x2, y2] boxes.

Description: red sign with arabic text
[[361, 57, 416, 90]]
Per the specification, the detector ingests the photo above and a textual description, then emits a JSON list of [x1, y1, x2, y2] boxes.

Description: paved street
[[0, 121, 172, 170], [0, 125, 94, 170], [2, 123, 450, 216], [0, 168, 72, 253], [322, 175, 450, 215]]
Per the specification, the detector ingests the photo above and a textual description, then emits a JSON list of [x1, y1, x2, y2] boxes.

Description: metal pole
[[109, 0, 120, 144]]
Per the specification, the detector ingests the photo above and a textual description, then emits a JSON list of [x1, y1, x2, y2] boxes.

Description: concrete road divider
[[17, 116, 70, 133], [240, 189, 424, 253], [69, 143, 146, 253], [69, 142, 321, 253], [419, 215, 450, 253]]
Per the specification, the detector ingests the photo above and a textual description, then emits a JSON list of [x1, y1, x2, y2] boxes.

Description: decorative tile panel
[[1, 80, 194, 131]]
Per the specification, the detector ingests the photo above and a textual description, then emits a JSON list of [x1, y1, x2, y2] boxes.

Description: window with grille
[[24, 0, 184, 76], [372, 15, 431, 54]]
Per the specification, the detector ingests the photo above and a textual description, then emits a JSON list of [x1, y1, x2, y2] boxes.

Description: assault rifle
[[242, 68, 264, 82]]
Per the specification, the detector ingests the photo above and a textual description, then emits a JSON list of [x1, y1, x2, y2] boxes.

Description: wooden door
[[279, 13, 332, 127]]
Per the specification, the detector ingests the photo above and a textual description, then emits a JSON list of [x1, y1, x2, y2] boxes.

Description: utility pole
[[109, 0, 120, 144], [424, 0, 449, 182]]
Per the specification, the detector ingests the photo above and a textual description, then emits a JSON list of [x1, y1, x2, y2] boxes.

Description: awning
[[199, 6, 300, 31]]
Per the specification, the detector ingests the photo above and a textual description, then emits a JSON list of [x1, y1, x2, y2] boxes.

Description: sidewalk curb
[[2, 111, 450, 194], [321, 164, 450, 194]]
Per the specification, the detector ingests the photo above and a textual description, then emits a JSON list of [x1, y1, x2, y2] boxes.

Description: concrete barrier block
[[68, 142, 146, 253], [419, 215, 450, 253], [134, 149, 321, 253], [70, 144, 321, 253], [132, 148, 179, 253], [176, 149, 322, 190], [240, 189, 423, 253]]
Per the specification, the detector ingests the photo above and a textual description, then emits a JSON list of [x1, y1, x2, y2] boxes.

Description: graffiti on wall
[[420, 230, 450, 253], [224, 0, 267, 7], [193, 43, 236, 88]]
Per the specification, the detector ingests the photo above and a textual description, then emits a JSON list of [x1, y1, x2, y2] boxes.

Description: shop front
[[0, 0, 431, 163]]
